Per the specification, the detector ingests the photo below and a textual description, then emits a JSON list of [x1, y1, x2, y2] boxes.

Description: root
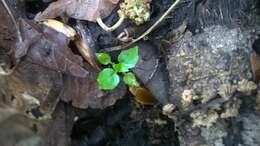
[[96, 16, 125, 32]]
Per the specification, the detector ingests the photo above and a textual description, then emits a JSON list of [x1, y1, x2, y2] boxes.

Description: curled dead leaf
[[42, 19, 76, 39], [129, 86, 156, 105], [74, 21, 101, 70]]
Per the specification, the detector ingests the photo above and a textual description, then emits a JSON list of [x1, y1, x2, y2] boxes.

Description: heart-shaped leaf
[[97, 68, 119, 90], [118, 46, 139, 69], [123, 72, 138, 86], [112, 63, 129, 73], [96, 53, 111, 65]]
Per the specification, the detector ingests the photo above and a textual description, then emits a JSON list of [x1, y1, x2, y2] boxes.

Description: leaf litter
[[34, 0, 119, 22], [0, 0, 183, 145]]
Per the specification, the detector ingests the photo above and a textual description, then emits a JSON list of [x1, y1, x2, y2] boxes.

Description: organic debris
[[34, 0, 119, 22], [74, 21, 101, 70], [59, 63, 127, 109], [129, 86, 156, 105], [3, 61, 63, 120], [16, 19, 88, 78], [42, 19, 77, 39]]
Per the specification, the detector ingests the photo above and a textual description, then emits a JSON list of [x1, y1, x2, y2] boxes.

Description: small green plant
[[96, 47, 139, 90]]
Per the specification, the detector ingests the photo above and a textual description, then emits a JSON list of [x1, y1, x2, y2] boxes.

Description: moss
[[118, 0, 151, 25]]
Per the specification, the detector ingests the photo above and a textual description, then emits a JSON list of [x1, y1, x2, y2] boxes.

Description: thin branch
[[104, 0, 182, 52], [124, 0, 182, 48], [1, 0, 22, 42]]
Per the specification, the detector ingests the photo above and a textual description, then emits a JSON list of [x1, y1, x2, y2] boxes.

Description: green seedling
[[96, 47, 139, 90]]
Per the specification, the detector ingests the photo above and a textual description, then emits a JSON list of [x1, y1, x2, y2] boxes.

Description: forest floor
[[0, 0, 260, 146]]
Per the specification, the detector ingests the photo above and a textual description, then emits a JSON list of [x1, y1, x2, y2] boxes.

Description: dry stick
[[123, 0, 182, 48], [1, 0, 22, 43], [104, 0, 182, 52]]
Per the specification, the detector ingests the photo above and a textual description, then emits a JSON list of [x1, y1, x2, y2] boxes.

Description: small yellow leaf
[[129, 86, 156, 105], [42, 19, 76, 38]]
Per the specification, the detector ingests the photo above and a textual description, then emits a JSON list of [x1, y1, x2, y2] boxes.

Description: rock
[[132, 42, 169, 104], [167, 26, 253, 110], [166, 25, 260, 145]]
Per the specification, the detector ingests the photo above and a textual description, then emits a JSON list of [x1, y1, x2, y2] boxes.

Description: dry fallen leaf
[[41, 102, 76, 146], [60, 63, 127, 109], [34, 0, 119, 22], [16, 19, 88, 78], [129, 86, 156, 105], [42, 19, 77, 39], [74, 21, 101, 70], [0, 61, 63, 120]]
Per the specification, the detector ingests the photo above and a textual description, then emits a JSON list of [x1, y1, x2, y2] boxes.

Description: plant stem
[[96, 16, 125, 32]]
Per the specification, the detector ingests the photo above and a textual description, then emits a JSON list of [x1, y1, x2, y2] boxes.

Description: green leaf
[[112, 63, 129, 73], [96, 53, 111, 65], [123, 72, 138, 86], [97, 68, 120, 90], [118, 46, 139, 69]]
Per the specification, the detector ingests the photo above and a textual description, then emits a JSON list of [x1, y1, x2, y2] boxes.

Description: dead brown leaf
[[60, 63, 127, 109], [74, 21, 101, 71], [0, 60, 63, 120], [41, 102, 76, 146], [16, 19, 88, 78], [35, 0, 119, 22]]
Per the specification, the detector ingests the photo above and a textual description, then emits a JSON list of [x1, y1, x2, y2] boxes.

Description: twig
[[0, 0, 22, 42], [123, 0, 182, 48], [104, 0, 182, 52]]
